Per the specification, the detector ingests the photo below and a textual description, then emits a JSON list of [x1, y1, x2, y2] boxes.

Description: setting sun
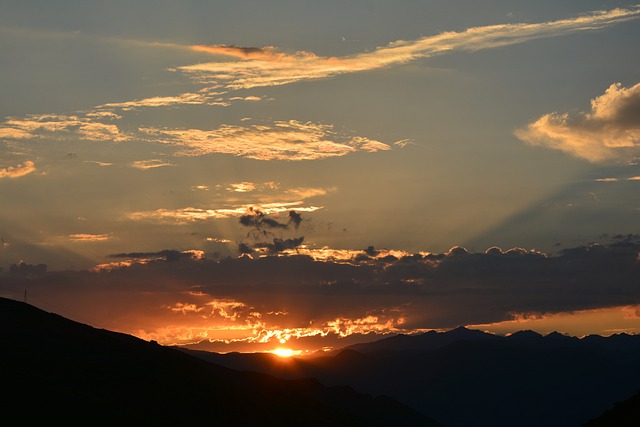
[[271, 348, 301, 358]]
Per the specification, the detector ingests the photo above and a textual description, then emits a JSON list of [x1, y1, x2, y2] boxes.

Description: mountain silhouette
[[184, 326, 640, 427], [0, 297, 439, 426]]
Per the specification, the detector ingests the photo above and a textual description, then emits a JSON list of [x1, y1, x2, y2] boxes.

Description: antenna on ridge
[[24, 289, 27, 303]]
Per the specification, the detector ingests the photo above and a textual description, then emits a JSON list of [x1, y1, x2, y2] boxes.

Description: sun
[[271, 348, 301, 358]]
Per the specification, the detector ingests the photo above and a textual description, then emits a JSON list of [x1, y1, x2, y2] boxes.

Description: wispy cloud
[[0, 160, 36, 179], [141, 120, 391, 161], [129, 159, 174, 170], [516, 82, 640, 163], [97, 90, 231, 110], [181, 6, 640, 89], [68, 233, 111, 242]]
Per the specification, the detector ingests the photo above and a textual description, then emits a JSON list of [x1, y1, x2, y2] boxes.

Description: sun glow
[[271, 348, 302, 358]]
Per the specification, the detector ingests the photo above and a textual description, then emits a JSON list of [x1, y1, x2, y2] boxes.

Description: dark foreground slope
[[0, 297, 437, 426], [583, 391, 640, 427], [185, 327, 640, 427]]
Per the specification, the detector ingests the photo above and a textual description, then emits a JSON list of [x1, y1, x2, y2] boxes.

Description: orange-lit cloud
[[140, 120, 390, 161], [0, 127, 33, 139], [206, 237, 232, 243], [281, 245, 415, 265], [0, 113, 391, 162], [516, 82, 640, 163], [181, 7, 640, 89], [129, 159, 174, 170], [0, 114, 128, 143], [84, 160, 113, 167], [68, 233, 111, 242], [0, 160, 36, 179], [128, 202, 323, 224], [228, 182, 257, 192], [98, 91, 228, 109]]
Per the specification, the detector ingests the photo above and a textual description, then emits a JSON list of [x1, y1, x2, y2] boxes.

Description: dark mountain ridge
[[183, 326, 640, 427], [0, 297, 438, 426]]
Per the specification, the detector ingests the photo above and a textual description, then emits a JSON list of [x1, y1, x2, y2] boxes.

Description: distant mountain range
[[0, 297, 438, 426], [182, 326, 640, 427]]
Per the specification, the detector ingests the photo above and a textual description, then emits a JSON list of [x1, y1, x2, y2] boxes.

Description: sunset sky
[[1, 0, 639, 354]]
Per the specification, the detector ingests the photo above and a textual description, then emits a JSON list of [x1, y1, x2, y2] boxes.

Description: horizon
[[1, 0, 639, 354], [4, 294, 637, 358]]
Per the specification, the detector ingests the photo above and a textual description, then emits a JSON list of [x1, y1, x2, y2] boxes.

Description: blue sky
[[1, 1, 639, 353]]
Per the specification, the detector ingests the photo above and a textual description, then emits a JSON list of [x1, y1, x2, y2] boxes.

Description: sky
[[1, 0, 639, 355]]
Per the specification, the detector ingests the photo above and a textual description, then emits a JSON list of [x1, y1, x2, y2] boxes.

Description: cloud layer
[[516, 82, 640, 162], [3, 239, 638, 352]]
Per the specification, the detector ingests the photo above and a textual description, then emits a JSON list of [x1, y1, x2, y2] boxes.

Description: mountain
[[183, 327, 640, 427], [0, 297, 438, 426]]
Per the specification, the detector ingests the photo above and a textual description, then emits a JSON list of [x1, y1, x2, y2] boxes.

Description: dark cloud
[[2, 241, 639, 350], [9, 261, 47, 276], [288, 210, 303, 229], [364, 245, 378, 257], [238, 243, 253, 254], [254, 237, 304, 254], [239, 208, 288, 229], [108, 250, 197, 262]]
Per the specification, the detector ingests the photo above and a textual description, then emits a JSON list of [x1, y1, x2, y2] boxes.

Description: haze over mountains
[[183, 326, 640, 427]]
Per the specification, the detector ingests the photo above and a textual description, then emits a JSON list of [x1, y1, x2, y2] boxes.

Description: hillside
[[0, 297, 438, 426]]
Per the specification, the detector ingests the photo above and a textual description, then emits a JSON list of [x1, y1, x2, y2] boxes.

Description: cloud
[[228, 182, 257, 193], [253, 237, 305, 254], [239, 207, 288, 229], [68, 234, 110, 242], [0, 114, 128, 143], [2, 5, 635, 169], [206, 237, 231, 243], [8, 261, 47, 275], [180, 6, 640, 89], [84, 160, 113, 167], [108, 249, 205, 262], [128, 202, 323, 224], [283, 187, 332, 199], [97, 91, 228, 110], [0, 160, 36, 179], [140, 120, 391, 161], [129, 159, 174, 170], [4, 240, 639, 352], [288, 211, 303, 229], [515, 82, 640, 163], [0, 113, 390, 162], [0, 128, 33, 139]]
